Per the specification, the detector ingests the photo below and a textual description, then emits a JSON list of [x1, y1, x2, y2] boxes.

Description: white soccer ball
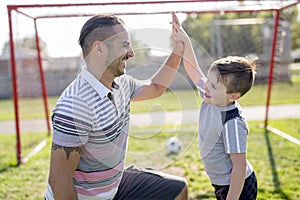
[[166, 136, 183, 154]]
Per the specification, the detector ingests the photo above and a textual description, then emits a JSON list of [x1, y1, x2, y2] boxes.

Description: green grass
[[239, 81, 300, 106], [0, 96, 58, 120], [0, 73, 299, 199], [0, 133, 51, 200], [0, 120, 299, 199], [130, 89, 201, 113], [1, 78, 300, 120]]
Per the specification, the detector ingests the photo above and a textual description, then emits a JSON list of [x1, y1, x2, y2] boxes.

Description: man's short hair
[[79, 14, 125, 58]]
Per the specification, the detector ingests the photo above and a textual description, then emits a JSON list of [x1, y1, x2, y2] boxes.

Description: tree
[[284, 6, 300, 50], [127, 30, 151, 67], [1, 36, 48, 56], [181, 5, 300, 58]]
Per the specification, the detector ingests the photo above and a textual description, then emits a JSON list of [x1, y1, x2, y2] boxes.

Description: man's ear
[[92, 41, 107, 55], [227, 92, 241, 102]]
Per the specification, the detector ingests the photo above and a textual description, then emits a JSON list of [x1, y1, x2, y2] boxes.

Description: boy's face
[[204, 70, 232, 106]]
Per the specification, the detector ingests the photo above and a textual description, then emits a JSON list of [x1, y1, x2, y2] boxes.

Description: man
[[45, 14, 188, 200]]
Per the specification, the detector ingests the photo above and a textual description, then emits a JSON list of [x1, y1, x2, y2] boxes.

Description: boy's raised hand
[[172, 12, 205, 84], [171, 12, 191, 50], [171, 11, 184, 55]]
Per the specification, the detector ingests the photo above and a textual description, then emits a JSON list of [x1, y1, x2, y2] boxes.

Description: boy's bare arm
[[172, 12, 205, 86], [227, 153, 247, 200]]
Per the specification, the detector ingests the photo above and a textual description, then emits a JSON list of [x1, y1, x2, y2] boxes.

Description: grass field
[[0, 73, 299, 199], [0, 78, 300, 120], [0, 120, 299, 199]]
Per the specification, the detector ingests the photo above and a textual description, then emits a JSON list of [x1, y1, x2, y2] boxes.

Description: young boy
[[172, 12, 257, 200]]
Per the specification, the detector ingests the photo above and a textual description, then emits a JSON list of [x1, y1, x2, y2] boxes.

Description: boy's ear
[[227, 92, 241, 102]]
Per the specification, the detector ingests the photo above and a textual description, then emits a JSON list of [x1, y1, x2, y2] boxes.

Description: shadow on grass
[[264, 129, 291, 200], [194, 193, 215, 199], [0, 162, 18, 173]]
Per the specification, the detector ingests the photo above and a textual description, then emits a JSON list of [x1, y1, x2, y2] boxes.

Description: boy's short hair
[[78, 14, 125, 58], [209, 56, 257, 97]]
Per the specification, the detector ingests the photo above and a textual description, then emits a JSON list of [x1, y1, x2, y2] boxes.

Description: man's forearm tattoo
[[52, 143, 83, 159]]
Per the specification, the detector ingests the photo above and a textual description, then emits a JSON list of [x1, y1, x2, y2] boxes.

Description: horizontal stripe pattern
[[76, 178, 121, 197], [50, 69, 143, 199], [74, 161, 124, 182]]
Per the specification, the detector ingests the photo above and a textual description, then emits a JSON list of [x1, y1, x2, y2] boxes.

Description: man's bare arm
[[48, 143, 82, 200]]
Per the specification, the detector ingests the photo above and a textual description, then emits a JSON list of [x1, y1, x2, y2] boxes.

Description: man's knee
[[175, 179, 188, 200]]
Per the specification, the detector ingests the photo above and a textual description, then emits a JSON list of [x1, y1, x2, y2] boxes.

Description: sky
[[1, 1, 299, 58], [0, 0, 186, 58]]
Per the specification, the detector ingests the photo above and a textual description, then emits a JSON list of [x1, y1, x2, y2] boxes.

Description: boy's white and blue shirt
[[196, 77, 254, 185]]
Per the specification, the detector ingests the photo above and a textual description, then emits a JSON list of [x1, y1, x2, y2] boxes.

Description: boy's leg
[[113, 165, 188, 200]]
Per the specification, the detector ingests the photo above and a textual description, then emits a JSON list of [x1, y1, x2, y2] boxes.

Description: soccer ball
[[166, 136, 183, 154]]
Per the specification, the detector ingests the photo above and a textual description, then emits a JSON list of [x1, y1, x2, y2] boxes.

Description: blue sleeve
[[223, 118, 248, 154]]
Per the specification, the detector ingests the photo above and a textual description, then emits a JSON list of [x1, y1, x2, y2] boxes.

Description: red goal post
[[6, 0, 299, 164]]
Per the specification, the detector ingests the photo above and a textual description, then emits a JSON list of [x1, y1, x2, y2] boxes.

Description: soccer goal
[[5, 0, 299, 165]]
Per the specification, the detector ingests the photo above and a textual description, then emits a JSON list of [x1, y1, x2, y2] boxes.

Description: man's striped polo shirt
[[51, 68, 143, 199]]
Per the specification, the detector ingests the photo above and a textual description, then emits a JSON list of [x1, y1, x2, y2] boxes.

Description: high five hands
[[171, 11, 191, 55], [171, 11, 185, 56]]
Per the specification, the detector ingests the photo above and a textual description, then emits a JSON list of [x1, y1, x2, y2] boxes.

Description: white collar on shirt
[[80, 68, 111, 98]]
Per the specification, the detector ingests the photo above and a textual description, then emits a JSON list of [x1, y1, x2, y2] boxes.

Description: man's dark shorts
[[113, 165, 186, 200]]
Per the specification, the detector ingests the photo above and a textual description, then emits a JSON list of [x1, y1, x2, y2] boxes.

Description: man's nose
[[127, 47, 134, 58]]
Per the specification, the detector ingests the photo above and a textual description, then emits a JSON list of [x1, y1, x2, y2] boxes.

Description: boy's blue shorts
[[212, 171, 257, 200]]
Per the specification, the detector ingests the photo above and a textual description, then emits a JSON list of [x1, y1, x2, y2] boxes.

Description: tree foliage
[[1, 36, 48, 56], [181, 6, 300, 60], [128, 30, 151, 67]]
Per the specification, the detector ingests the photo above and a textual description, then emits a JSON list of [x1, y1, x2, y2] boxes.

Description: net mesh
[[4, 1, 299, 165]]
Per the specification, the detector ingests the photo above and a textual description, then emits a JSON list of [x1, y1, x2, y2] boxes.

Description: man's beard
[[106, 57, 124, 77]]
